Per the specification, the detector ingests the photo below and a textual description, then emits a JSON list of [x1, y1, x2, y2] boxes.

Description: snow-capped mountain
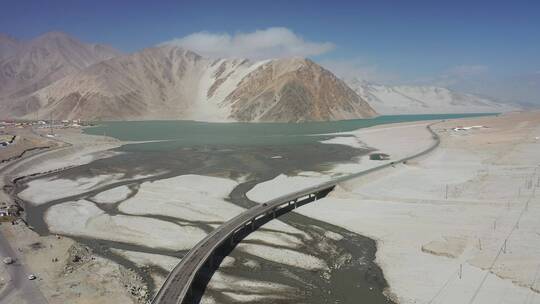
[[346, 78, 517, 115]]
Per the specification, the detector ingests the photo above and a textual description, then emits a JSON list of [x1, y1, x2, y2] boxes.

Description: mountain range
[[0, 32, 517, 122], [346, 78, 516, 115]]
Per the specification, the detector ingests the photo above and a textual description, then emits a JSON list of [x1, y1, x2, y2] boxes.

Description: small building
[[0, 206, 18, 223], [0, 205, 20, 217], [369, 152, 391, 161]]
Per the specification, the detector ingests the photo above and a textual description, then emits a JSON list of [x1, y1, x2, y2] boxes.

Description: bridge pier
[[151, 186, 340, 304]]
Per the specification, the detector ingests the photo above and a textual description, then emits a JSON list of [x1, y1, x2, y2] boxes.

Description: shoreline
[[0, 127, 134, 303], [2, 112, 528, 304], [298, 111, 540, 303], [3, 117, 430, 304], [152, 121, 443, 304], [246, 120, 438, 204]]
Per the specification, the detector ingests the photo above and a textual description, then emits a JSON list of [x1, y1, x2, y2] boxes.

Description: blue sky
[[1, 0, 539, 104]]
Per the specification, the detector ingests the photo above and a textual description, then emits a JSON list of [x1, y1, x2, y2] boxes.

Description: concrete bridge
[[151, 123, 440, 304]]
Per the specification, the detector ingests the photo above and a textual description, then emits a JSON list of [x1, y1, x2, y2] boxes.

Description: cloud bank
[[161, 27, 335, 60]]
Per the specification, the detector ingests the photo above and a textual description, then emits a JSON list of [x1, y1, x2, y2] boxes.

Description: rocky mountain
[[226, 58, 376, 122], [5, 31, 515, 122], [346, 78, 517, 115], [0, 32, 121, 116], [0, 33, 22, 61], [4, 42, 376, 122]]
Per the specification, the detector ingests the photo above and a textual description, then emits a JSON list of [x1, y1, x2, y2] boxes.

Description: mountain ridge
[[0, 31, 121, 111], [14, 44, 376, 122], [0, 33, 21, 61], [346, 77, 518, 115], [0, 31, 518, 122]]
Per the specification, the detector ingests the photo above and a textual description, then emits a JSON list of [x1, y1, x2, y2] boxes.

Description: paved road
[[152, 123, 441, 304], [152, 187, 331, 304], [0, 229, 49, 304]]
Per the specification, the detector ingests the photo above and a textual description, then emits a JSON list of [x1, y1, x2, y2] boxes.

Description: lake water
[[84, 113, 496, 151]]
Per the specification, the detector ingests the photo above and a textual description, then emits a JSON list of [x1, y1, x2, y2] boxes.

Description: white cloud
[[161, 27, 335, 60], [319, 57, 399, 84]]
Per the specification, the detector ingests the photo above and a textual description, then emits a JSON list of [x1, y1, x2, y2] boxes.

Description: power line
[[468, 188, 534, 304]]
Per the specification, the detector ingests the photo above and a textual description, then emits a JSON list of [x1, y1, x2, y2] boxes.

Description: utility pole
[[445, 184, 449, 199], [49, 112, 54, 136]]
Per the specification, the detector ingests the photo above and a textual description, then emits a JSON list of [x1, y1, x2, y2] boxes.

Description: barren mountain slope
[[23, 46, 269, 121], [0, 32, 120, 116], [13, 46, 377, 122], [226, 58, 377, 122], [0, 33, 22, 61], [347, 78, 517, 114]]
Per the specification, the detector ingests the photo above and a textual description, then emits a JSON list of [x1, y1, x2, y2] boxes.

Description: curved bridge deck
[[152, 123, 440, 304]]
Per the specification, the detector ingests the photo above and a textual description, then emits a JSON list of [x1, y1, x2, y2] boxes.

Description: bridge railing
[[152, 122, 441, 304]]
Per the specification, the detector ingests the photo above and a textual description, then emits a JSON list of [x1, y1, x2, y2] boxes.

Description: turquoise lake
[[84, 113, 496, 151]]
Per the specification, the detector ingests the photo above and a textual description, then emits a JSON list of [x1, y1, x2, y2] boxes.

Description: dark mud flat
[[16, 140, 393, 304]]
